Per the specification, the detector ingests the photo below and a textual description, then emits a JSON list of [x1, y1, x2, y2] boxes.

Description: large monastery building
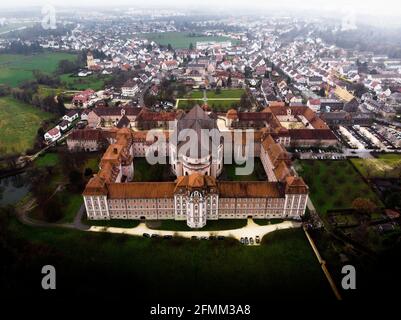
[[74, 104, 334, 228]]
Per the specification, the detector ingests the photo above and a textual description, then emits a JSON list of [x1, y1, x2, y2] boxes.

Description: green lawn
[[187, 89, 245, 99], [220, 158, 266, 181], [60, 73, 110, 91], [35, 153, 60, 168], [254, 219, 284, 225], [147, 219, 247, 231], [0, 52, 76, 87], [0, 96, 53, 155], [178, 89, 244, 111], [351, 154, 401, 179], [138, 31, 239, 49], [133, 158, 175, 182], [3, 215, 332, 301], [82, 216, 140, 228], [295, 160, 383, 215]]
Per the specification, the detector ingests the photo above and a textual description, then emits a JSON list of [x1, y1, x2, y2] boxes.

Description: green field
[[295, 160, 383, 215], [60, 73, 111, 91], [0, 96, 52, 155], [351, 154, 401, 179], [178, 89, 244, 111], [187, 89, 245, 99], [3, 213, 332, 300], [0, 52, 76, 87], [138, 31, 239, 49]]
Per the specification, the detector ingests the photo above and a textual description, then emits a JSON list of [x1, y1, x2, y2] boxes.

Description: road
[[15, 200, 300, 245]]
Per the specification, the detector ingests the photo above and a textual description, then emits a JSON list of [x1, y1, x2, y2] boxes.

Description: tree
[[352, 198, 376, 216], [189, 43, 194, 50]]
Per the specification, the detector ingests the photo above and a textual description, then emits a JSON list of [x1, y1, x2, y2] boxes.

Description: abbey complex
[[67, 104, 337, 228]]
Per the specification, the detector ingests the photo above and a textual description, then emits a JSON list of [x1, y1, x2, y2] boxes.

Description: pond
[[0, 172, 31, 206]]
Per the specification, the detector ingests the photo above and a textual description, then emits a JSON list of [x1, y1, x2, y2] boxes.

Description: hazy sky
[[1, 0, 401, 17]]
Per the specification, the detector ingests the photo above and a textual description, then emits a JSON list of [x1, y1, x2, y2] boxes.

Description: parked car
[[143, 233, 150, 238], [200, 236, 209, 240], [209, 236, 216, 240], [163, 235, 173, 240], [255, 236, 260, 244], [245, 237, 249, 245], [151, 234, 160, 238], [191, 236, 198, 240], [240, 237, 245, 244], [217, 236, 225, 240], [249, 237, 254, 245]]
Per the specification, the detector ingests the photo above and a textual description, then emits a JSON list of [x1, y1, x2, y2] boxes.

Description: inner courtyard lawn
[[220, 158, 266, 181], [133, 158, 175, 182], [0, 96, 53, 155], [3, 216, 332, 301], [295, 160, 383, 215]]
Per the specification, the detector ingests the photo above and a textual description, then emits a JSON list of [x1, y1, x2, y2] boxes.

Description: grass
[[82, 216, 140, 228], [0, 52, 76, 87], [58, 192, 83, 223], [351, 154, 401, 179], [254, 219, 284, 225], [187, 89, 245, 99], [0, 96, 53, 155], [178, 89, 245, 111], [35, 153, 60, 168], [296, 160, 383, 215], [60, 73, 111, 91], [220, 158, 265, 181], [133, 158, 175, 182], [138, 31, 239, 49], [147, 219, 248, 231], [4, 216, 332, 301]]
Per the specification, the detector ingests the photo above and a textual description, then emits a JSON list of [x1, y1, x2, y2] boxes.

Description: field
[[178, 89, 244, 111], [295, 160, 383, 215], [0, 96, 53, 155], [60, 73, 111, 91], [0, 52, 76, 87], [351, 154, 401, 179], [138, 31, 239, 49], [3, 215, 332, 301]]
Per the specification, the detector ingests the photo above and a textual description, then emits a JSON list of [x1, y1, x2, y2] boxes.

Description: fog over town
[[1, 0, 401, 309]]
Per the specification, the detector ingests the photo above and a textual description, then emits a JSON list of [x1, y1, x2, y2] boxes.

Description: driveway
[[86, 218, 301, 245]]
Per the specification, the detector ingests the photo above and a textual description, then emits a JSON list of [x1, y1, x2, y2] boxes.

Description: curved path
[[16, 200, 300, 245], [87, 218, 301, 245]]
